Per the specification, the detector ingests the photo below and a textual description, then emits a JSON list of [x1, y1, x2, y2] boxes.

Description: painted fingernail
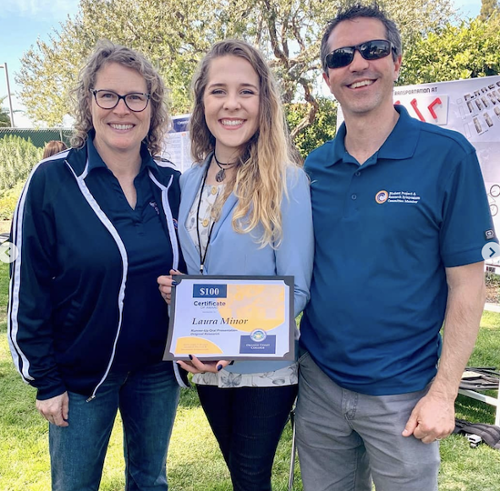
[[189, 354, 193, 360], [172, 281, 178, 286], [217, 364, 223, 371]]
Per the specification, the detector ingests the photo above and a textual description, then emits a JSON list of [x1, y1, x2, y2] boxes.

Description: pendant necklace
[[213, 153, 237, 182]]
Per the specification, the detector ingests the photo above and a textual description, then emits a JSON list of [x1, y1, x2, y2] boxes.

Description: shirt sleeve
[[439, 148, 497, 268], [275, 167, 314, 317], [8, 163, 67, 400]]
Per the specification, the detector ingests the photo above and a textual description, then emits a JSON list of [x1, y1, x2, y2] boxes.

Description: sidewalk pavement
[[484, 302, 500, 313]]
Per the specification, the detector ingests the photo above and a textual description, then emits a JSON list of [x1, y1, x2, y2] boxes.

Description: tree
[[16, 0, 214, 126], [399, 14, 500, 85], [480, 0, 499, 21], [285, 97, 337, 158], [17, 0, 454, 134], [0, 97, 11, 128]]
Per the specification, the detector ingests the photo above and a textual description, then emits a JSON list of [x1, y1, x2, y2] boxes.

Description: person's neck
[[343, 106, 399, 165], [205, 149, 240, 186], [95, 142, 142, 178]]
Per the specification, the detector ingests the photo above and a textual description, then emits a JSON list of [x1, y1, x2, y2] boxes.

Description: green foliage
[[399, 15, 500, 85], [480, 0, 499, 21], [286, 98, 337, 158], [0, 97, 11, 128], [0, 180, 25, 220], [0, 136, 41, 193], [16, 0, 454, 134], [16, 0, 218, 125]]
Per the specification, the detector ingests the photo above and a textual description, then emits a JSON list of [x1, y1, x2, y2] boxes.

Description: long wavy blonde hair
[[190, 39, 300, 248], [71, 40, 169, 156]]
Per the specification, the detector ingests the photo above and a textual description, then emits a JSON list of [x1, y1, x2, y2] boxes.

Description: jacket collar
[[85, 133, 156, 174], [65, 134, 178, 192]]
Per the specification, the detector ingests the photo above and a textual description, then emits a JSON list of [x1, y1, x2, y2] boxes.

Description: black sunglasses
[[325, 39, 396, 69]]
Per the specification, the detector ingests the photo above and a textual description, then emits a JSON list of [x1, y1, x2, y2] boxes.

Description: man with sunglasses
[[296, 3, 493, 490]]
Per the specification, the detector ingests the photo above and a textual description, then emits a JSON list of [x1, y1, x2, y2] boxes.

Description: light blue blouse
[[178, 154, 314, 375]]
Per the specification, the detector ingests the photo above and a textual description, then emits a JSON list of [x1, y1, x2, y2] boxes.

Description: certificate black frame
[[163, 275, 295, 361]]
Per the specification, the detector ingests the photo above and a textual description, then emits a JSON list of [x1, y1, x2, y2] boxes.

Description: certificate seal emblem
[[250, 329, 267, 342]]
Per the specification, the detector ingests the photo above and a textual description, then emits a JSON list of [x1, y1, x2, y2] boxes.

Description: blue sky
[[0, 0, 483, 127], [0, 0, 80, 126]]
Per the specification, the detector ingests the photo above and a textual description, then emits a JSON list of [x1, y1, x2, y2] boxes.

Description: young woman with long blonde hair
[[159, 39, 313, 490]]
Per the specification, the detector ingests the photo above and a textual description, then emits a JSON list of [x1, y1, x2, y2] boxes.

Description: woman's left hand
[[177, 355, 232, 374]]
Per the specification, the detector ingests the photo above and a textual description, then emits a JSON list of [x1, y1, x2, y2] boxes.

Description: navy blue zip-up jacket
[[8, 141, 188, 400]]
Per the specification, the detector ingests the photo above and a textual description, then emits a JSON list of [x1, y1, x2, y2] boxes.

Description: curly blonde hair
[[190, 39, 300, 248], [71, 40, 169, 156]]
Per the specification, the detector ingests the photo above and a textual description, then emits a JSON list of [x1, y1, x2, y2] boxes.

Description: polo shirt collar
[[330, 104, 420, 167], [378, 105, 420, 160], [86, 132, 155, 174]]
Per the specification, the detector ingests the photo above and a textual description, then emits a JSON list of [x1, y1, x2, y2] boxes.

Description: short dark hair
[[320, 2, 402, 74]]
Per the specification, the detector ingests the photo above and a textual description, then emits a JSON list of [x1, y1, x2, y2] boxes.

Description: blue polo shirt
[[300, 105, 494, 395], [85, 137, 174, 371]]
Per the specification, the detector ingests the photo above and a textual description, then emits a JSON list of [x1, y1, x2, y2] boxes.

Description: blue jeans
[[49, 362, 180, 491], [296, 352, 440, 491], [196, 384, 297, 491]]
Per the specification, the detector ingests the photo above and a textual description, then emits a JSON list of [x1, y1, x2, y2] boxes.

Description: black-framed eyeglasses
[[325, 40, 396, 69], [90, 89, 151, 112]]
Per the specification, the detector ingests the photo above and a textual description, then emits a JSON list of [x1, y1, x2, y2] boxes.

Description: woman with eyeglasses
[[8, 41, 186, 491], [158, 39, 314, 490]]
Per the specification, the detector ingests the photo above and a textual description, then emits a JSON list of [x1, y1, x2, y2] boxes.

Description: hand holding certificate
[[163, 276, 295, 361]]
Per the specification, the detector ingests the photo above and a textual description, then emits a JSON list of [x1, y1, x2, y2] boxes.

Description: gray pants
[[296, 352, 440, 491]]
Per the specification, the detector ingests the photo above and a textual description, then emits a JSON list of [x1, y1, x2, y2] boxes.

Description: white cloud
[[14, 112, 36, 129], [0, 0, 80, 21]]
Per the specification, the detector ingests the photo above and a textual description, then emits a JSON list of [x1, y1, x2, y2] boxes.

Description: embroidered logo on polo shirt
[[375, 190, 389, 204], [388, 192, 421, 204], [376, 191, 421, 204], [149, 201, 160, 215]]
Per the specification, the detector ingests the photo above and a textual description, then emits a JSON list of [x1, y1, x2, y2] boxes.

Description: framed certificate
[[163, 275, 295, 361]]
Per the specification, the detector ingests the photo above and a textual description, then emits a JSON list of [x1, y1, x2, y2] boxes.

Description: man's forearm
[[429, 262, 485, 401]]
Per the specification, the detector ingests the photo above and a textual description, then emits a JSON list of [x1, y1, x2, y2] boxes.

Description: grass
[[0, 261, 499, 490]]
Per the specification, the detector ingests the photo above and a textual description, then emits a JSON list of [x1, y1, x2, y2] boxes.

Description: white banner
[[162, 114, 193, 173]]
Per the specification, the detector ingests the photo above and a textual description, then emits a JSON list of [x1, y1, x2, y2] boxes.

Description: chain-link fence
[[0, 128, 72, 148]]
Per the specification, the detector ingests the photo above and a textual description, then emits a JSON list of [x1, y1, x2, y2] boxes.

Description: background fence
[[0, 128, 72, 148]]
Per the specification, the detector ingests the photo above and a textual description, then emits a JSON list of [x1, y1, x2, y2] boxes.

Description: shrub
[[0, 135, 42, 193], [0, 180, 25, 220]]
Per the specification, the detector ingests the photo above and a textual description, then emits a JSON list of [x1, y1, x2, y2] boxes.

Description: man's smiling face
[[323, 17, 402, 119]]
